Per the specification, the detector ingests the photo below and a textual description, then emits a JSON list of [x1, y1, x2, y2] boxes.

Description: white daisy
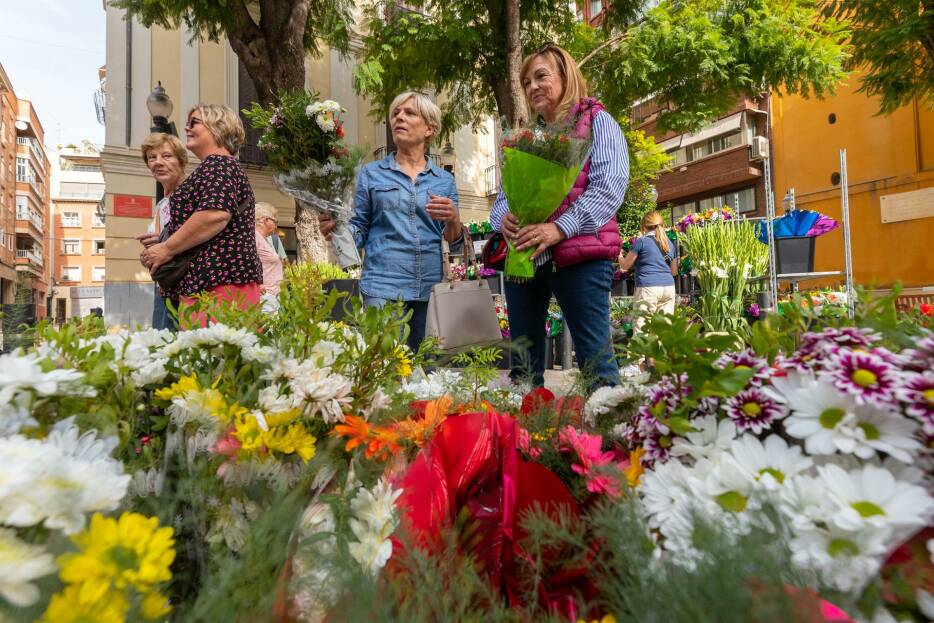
[[780, 474, 835, 533], [790, 524, 889, 593], [640, 460, 704, 529], [0, 528, 56, 607], [818, 463, 933, 534], [583, 383, 643, 425], [670, 416, 736, 462], [726, 434, 813, 491], [773, 375, 915, 460]]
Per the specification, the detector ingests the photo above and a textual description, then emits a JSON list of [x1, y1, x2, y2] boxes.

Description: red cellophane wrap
[[394, 410, 593, 619]]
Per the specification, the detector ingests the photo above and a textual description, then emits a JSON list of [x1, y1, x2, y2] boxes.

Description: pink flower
[[214, 428, 242, 458], [516, 427, 542, 459], [559, 426, 621, 497]]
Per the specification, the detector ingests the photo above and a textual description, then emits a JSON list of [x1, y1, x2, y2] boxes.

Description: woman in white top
[[136, 133, 188, 330]]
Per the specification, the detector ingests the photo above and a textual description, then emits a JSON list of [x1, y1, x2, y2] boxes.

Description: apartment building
[[101, 6, 500, 327], [0, 63, 17, 304], [632, 93, 771, 222], [50, 144, 106, 320]]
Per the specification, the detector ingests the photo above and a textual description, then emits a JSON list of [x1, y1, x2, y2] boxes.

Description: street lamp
[[146, 81, 177, 201], [441, 141, 456, 173]]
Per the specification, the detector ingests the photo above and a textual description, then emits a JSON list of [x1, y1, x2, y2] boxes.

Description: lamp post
[[441, 141, 456, 174], [146, 81, 177, 201]]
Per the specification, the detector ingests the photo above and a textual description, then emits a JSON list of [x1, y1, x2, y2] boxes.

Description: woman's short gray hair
[[188, 103, 246, 155], [389, 92, 442, 145], [254, 201, 278, 225]]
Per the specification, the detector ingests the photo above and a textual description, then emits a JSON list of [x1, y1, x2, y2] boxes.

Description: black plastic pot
[[775, 236, 816, 275], [611, 279, 628, 297], [322, 279, 361, 321]]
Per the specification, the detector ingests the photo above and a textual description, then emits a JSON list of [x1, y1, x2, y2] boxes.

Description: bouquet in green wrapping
[[500, 125, 591, 279]]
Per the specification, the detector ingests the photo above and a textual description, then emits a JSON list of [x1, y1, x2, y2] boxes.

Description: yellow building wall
[[771, 75, 934, 289], [150, 26, 180, 117], [198, 40, 226, 105]]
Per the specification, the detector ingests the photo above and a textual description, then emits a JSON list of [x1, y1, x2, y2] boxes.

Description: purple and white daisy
[[786, 328, 882, 373], [715, 349, 771, 386], [643, 428, 674, 464], [826, 348, 900, 407], [638, 374, 691, 429], [724, 387, 785, 434], [902, 333, 934, 372], [896, 371, 934, 435]]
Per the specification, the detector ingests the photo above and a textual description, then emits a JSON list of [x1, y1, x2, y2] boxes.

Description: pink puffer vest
[[548, 98, 622, 267]]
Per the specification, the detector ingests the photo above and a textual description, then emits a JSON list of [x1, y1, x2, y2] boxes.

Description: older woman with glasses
[[140, 104, 262, 324], [254, 201, 283, 295], [136, 132, 187, 330], [490, 43, 629, 388], [321, 91, 461, 352]]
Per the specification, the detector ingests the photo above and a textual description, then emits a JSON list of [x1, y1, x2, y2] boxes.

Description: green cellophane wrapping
[[500, 147, 582, 279]]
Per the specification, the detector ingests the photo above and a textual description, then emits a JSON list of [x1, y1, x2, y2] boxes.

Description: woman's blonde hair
[[254, 201, 278, 226], [642, 210, 670, 255], [389, 91, 442, 145], [520, 44, 589, 123], [140, 132, 188, 167], [188, 104, 246, 155]]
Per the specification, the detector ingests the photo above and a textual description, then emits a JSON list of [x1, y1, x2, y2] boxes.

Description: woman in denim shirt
[[323, 92, 461, 351]]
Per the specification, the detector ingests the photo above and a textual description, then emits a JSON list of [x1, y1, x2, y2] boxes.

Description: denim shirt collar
[[378, 152, 442, 178]]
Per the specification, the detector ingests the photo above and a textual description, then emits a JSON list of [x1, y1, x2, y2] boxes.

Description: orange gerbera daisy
[[396, 396, 452, 447], [331, 415, 370, 453]]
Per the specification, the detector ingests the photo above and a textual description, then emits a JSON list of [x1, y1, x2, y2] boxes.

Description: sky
[[0, 0, 106, 148]]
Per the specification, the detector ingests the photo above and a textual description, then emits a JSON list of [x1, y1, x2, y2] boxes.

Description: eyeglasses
[[185, 117, 203, 130]]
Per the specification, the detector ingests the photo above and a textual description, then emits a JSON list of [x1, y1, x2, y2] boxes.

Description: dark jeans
[[504, 258, 618, 388], [152, 287, 178, 331], [363, 296, 429, 353]]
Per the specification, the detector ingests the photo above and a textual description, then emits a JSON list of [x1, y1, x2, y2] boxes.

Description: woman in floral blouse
[[141, 104, 262, 324]]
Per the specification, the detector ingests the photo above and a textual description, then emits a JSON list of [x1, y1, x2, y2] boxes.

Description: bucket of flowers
[[244, 91, 366, 268], [677, 207, 768, 332]]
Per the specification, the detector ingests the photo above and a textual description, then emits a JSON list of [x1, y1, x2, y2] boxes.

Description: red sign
[[113, 194, 153, 218]]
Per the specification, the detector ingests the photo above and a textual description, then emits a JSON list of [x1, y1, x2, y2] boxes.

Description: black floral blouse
[[165, 155, 262, 297]]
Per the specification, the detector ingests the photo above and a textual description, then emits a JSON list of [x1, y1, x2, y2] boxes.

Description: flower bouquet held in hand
[[500, 123, 591, 279], [244, 91, 366, 268]]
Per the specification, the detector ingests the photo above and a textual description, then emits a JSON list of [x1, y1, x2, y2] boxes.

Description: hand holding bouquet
[[500, 125, 591, 279], [245, 91, 366, 268]]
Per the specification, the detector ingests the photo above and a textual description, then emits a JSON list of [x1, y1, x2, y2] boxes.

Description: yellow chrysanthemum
[[58, 513, 175, 605], [578, 615, 616, 623], [41, 584, 128, 623], [154, 375, 199, 401], [394, 345, 413, 377], [140, 590, 172, 620], [263, 424, 317, 462], [232, 411, 317, 462]]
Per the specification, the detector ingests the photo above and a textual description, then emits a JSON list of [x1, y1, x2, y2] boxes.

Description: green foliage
[[108, 0, 351, 59], [451, 346, 505, 406], [353, 0, 577, 132], [824, 0, 934, 113], [623, 309, 753, 423], [617, 128, 672, 238], [583, 0, 852, 133]]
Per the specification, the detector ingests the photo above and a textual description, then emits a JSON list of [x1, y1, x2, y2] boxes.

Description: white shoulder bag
[[425, 231, 504, 353]]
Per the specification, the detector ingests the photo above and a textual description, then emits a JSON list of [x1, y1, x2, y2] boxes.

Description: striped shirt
[[489, 109, 630, 267]]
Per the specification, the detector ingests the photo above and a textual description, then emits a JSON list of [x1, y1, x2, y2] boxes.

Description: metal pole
[[763, 155, 778, 309], [839, 149, 855, 319]]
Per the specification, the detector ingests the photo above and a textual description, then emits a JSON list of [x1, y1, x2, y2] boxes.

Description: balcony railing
[[16, 248, 43, 266], [17, 136, 45, 166], [484, 164, 500, 196], [15, 207, 44, 232]]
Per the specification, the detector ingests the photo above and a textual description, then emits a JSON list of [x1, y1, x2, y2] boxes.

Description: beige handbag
[[425, 232, 504, 353]]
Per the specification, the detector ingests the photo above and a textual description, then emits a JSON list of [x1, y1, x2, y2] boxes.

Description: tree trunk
[[503, 0, 527, 128], [227, 0, 332, 264]]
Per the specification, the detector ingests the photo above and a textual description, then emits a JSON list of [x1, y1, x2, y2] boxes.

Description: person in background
[[267, 226, 288, 261], [136, 132, 188, 330], [255, 202, 283, 295], [489, 43, 628, 388], [320, 91, 461, 352], [618, 210, 679, 331], [140, 104, 262, 327]]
